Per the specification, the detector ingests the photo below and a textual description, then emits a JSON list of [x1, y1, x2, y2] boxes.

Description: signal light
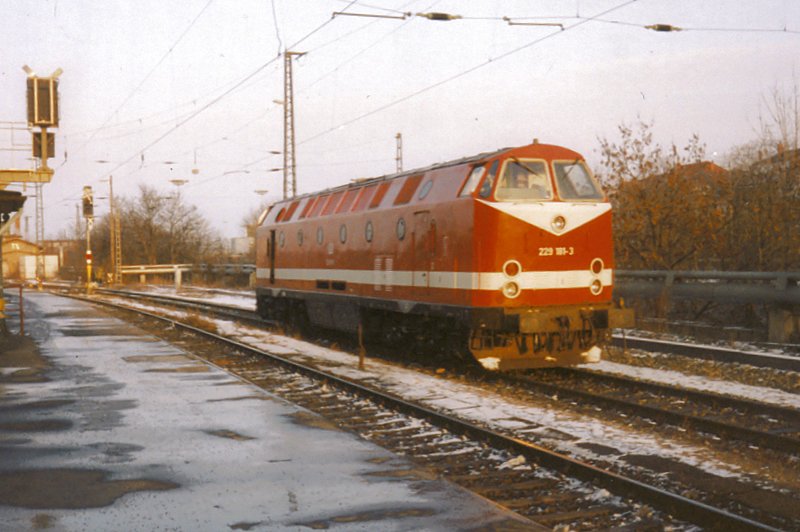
[[82, 186, 94, 218]]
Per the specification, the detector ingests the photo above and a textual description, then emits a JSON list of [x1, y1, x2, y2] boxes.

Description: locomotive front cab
[[465, 143, 633, 370]]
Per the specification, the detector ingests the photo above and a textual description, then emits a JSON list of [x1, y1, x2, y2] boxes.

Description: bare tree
[[90, 184, 224, 268], [597, 120, 725, 270]]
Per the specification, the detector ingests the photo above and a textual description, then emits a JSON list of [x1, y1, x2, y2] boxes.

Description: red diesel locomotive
[[255, 141, 632, 370]]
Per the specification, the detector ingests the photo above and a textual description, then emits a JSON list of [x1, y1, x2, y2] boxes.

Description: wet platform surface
[[0, 292, 533, 531]]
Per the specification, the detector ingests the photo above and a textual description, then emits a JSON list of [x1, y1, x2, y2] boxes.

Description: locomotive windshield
[[495, 159, 553, 201], [553, 160, 604, 200]]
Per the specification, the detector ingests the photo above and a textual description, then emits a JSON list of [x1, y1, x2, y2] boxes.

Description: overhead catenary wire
[[586, 16, 800, 33], [53, 1, 800, 211], [58, 3, 800, 149], [55, 0, 363, 206], [59, 0, 216, 169], [299, 0, 442, 94], [298, 0, 640, 148], [199, 0, 637, 189]]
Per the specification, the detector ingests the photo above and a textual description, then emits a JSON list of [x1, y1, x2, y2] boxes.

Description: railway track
[[92, 287, 800, 452], [98, 287, 800, 372], [59, 288, 799, 529], [508, 367, 800, 454], [612, 334, 800, 372]]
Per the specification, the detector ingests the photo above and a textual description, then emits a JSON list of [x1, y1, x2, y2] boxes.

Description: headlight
[[503, 259, 521, 278], [590, 279, 603, 295], [502, 281, 521, 299], [591, 258, 604, 275], [551, 215, 566, 233]]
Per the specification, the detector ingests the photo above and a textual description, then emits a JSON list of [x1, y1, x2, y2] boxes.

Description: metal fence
[[614, 270, 800, 342]]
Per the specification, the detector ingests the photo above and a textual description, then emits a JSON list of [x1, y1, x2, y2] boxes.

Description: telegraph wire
[[332, 0, 409, 16], [588, 17, 800, 34], [298, 0, 442, 94], [298, 0, 639, 147], [77, 1, 363, 191], [270, 0, 283, 56], [57, 3, 800, 150], [291, 0, 359, 49], [59, 0, 216, 169]]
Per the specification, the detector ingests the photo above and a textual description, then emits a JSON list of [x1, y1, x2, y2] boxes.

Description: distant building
[[1, 235, 59, 280], [229, 236, 254, 257]]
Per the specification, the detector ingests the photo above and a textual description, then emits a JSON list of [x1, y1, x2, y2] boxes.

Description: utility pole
[[108, 175, 122, 285], [34, 181, 44, 283], [395, 132, 403, 173], [282, 51, 305, 199]]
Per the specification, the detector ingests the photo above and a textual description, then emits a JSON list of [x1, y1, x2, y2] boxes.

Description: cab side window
[[478, 160, 499, 198], [460, 165, 485, 196]]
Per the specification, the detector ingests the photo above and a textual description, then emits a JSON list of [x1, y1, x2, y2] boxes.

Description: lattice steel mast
[[282, 51, 304, 199]]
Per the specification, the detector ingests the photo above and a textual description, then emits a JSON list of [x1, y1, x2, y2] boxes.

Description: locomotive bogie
[[255, 141, 631, 370]]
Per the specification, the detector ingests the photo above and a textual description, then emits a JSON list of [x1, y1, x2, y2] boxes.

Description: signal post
[[82, 186, 94, 294], [0, 66, 61, 334]]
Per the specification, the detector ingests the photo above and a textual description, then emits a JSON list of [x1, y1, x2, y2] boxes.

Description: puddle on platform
[[206, 394, 272, 403], [0, 335, 49, 383], [0, 468, 178, 509], [123, 354, 193, 364], [204, 429, 255, 441], [0, 399, 76, 412], [0, 419, 73, 432], [144, 365, 210, 373], [294, 507, 438, 529], [31, 513, 57, 528], [229, 521, 265, 530]]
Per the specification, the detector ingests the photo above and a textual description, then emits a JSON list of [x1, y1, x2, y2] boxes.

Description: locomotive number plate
[[539, 246, 574, 256]]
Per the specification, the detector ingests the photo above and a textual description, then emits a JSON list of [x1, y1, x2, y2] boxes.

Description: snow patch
[[581, 346, 602, 363], [478, 357, 500, 371]]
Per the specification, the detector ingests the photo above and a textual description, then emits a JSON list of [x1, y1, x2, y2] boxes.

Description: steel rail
[[93, 288, 264, 323], [506, 369, 800, 454], [613, 335, 800, 372], [72, 292, 777, 531], [95, 288, 800, 452]]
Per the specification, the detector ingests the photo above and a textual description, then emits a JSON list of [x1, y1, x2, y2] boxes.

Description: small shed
[[1, 236, 58, 280]]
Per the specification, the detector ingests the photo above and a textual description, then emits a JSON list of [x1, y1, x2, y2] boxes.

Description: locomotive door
[[268, 229, 276, 284], [412, 211, 436, 293]]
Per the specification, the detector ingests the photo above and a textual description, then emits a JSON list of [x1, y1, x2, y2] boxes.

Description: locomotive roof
[[274, 145, 515, 206]]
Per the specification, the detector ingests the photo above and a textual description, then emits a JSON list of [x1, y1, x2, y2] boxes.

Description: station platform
[[0, 291, 534, 531]]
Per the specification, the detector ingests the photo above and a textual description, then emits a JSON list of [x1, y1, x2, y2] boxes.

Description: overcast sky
[[1, 0, 798, 239]]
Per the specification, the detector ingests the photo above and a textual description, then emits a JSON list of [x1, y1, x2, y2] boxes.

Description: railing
[[615, 270, 800, 305], [614, 270, 800, 342], [119, 263, 254, 289]]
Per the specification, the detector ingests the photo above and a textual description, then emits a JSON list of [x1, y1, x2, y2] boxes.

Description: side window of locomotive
[[478, 160, 499, 198], [495, 159, 552, 201], [418, 179, 433, 200], [553, 160, 604, 200], [459, 165, 485, 196]]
